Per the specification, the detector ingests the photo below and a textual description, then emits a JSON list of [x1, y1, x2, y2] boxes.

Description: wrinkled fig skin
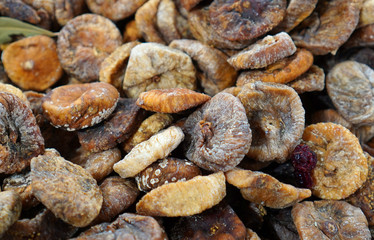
[[0, 92, 45, 174], [0, 191, 22, 237], [31, 149, 103, 227]]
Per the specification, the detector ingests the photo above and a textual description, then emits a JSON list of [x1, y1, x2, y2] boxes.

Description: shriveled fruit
[[0, 191, 22, 237], [123, 42, 196, 98], [136, 171, 226, 217], [2, 208, 78, 240], [303, 122, 368, 200], [91, 176, 139, 225], [123, 113, 173, 153], [169, 39, 237, 95], [287, 65, 325, 94], [291, 0, 362, 55], [42, 82, 119, 131], [209, 0, 287, 41], [188, 7, 252, 50], [348, 152, 374, 226], [344, 24, 374, 48], [237, 82, 305, 162], [70, 147, 121, 181], [30, 149, 103, 227], [225, 168, 311, 209], [57, 13, 122, 82], [228, 32, 297, 70], [156, 0, 181, 44], [135, 0, 165, 44], [77, 98, 146, 152], [114, 126, 184, 178], [0, 92, 45, 174], [55, 0, 86, 26], [136, 88, 210, 113], [326, 61, 374, 125], [73, 213, 167, 240], [292, 200, 371, 240], [184, 92, 251, 172], [2, 171, 39, 210], [2, 35, 63, 91], [290, 144, 318, 189], [169, 204, 246, 240], [135, 157, 201, 192], [236, 48, 313, 85], [86, 0, 147, 21], [99, 41, 141, 92], [311, 109, 352, 131], [273, 0, 317, 32]]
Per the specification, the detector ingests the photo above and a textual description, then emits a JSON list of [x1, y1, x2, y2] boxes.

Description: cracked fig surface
[[136, 171, 226, 217]]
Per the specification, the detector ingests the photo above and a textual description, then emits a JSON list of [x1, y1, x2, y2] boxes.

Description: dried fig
[[209, 0, 287, 41], [86, 0, 147, 21], [237, 82, 305, 162], [57, 13, 122, 82], [0, 191, 22, 237], [184, 92, 251, 172], [156, 0, 181, 44], [136, 88, 210, 113], [123, 42, 196, 98], [136, 171, 226, 217], [287, 65, 325, 94], [2, 35, 63, 91]]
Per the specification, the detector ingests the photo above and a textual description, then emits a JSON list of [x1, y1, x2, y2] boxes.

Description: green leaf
[[0, 17, 57, 44]]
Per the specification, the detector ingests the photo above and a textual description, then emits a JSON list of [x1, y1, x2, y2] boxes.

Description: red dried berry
[[291, 144, 317, 188]]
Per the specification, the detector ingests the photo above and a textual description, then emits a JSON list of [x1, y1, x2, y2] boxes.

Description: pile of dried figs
[[0, 0, 374, 239]]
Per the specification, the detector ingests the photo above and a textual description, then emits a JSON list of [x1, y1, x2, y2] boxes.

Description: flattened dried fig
[[188, 7, 252, 50], [0, 92, 45, 174], [291, 0, 362, 55], [99, 41, 141, 92], [348, 152, 374, 226], [136, 171, 226, 217], [226, 168, 311, 209], [70, 147, 121, 181], [169, 204, 246, 240], [209, 0, 287, 41], [0, 83, 29, 106], [77, 98, 146, 152], [135, 157, 201, 192], [287, 65, 325, 94], [86, 0, 147, 21], [123, 113, 173, 153], [228, 32, 297, 70], [123, 42, 196, 98], [273, 0, 317, 32], [3, 171, 39, 210], [157, 0, 181, 44], [303, 122, 368, 200], [2, 208, 78, 240], [0, 191, 22, 237], [169, 39, 237, 95], [326, 61, 374, 125], [114, 126, 184, 178], [136, 88, 210, 113], [42, 82, 119, 131], [92, 176, 139, 225], [57, 14, 123, 82], [184, 92, 251, 172], [236, 48, 313, 85], [2, 35, 63, 91], [358, 0, 374, 27], [30, 149, 103, 227], [74, 213, 167, 240], [292, 200, 371, 240], [237, 82, 305, 162], [135, 0, 165, 44]]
